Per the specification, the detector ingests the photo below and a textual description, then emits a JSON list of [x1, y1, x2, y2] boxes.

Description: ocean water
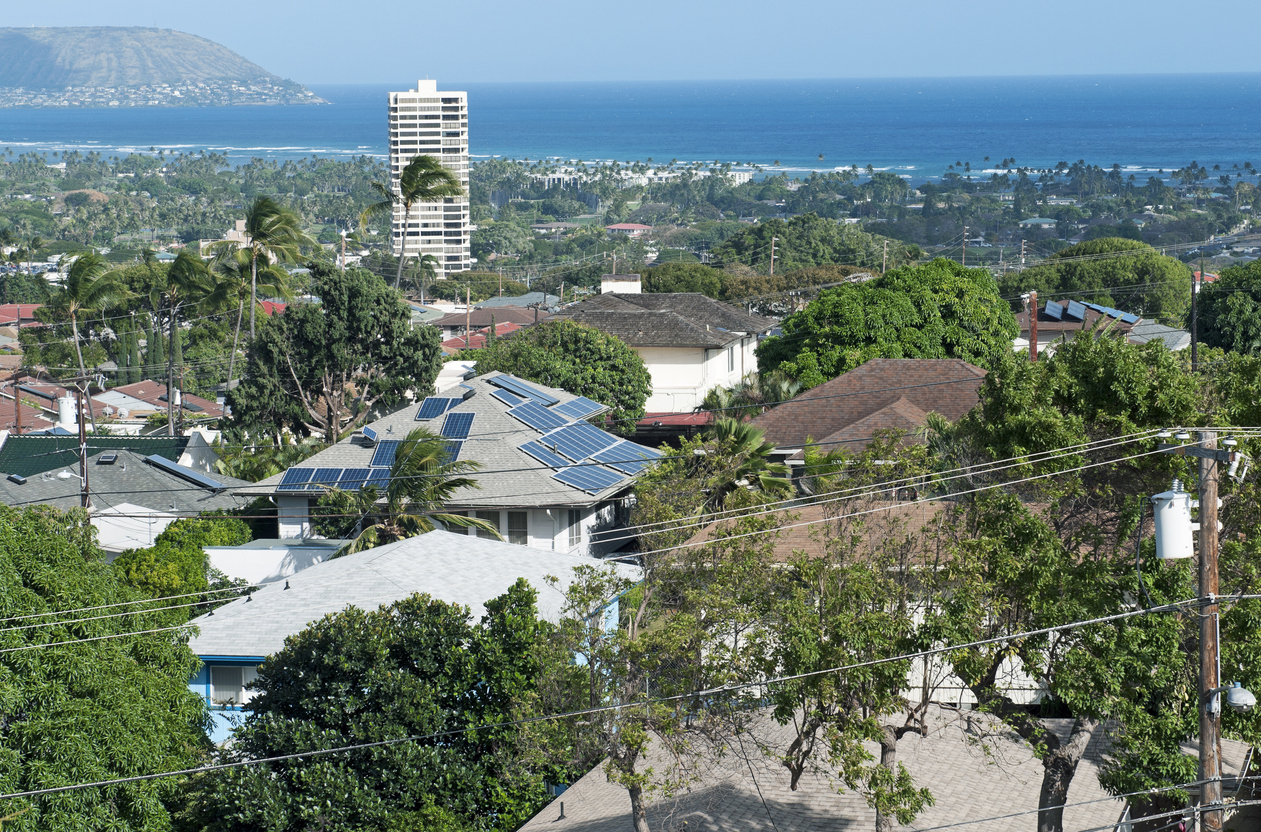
[[2, 75, 1260, 180]]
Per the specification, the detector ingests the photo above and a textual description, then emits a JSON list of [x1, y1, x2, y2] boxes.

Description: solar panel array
[[1065, 300, 1087, 321], [554, 466, 625, 494], [592, 441, 663, 475], [144, 454, 225, 491], [362, 426, 379, 443], [541, 423, 619, 463], [1044, 301, 1064, 321], [416, 397, 461, 420], [553, 396, 604, 420], [489, 374, 559, 405], [507, 401, 569, 433], [491, 388, 526, 407], [441, 411, 476, 439], [519, 440, 571, 469], [277, 467, 390, 492], [370, 440, 403, 468], [1083, 302, 1140, 324], [440, 440, 463, 462]]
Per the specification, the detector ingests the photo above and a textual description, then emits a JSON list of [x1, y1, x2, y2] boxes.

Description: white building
[[388, 79, 471, 277]]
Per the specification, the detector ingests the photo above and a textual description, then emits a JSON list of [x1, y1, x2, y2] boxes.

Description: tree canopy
[[1196, 259, 1261, 354], [472, 319, 652, 431], [228, 264, 442, 442], [997, 238, 1192, 324], [710, 213, 916, 272], [757, 258, 1018, 387], [0, 505, 208, 832]]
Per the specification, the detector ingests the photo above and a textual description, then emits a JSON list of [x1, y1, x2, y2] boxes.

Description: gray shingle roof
[[188, 529, 640, 658], [248, 373, 647, 507], [476, 292, 559, 309], [550, 293, 775, 348], [0, 449, 252, 514], [517, 707, 1127, 832], [1129, 321, 1191, 351]]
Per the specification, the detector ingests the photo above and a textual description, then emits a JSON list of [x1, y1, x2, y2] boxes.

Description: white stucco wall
[[636, 336, 758, 412]]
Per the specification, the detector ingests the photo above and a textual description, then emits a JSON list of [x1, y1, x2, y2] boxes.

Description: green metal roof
[[0, 435, 190, 479]]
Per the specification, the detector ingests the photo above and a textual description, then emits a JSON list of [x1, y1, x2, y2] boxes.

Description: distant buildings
[[387, 80, 471, 278]]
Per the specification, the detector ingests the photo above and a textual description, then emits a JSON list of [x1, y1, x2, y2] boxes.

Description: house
[[186, 528, 639, 742], [0, 304, 42, 327], [549, 282, 776, 413], [605, 223, 653, 237], [244, 372, 663, 556], [750, 359, 987, 462], [203, 537, 348, 584], [430, 306, 545, 340], [100, 379, 226, 421], [1018, 217, 1058, 229], [0, 447, 252, 552], [441, 322, 524, 353], [516, 707, 1133, 832], [1016, 299, 1138, 356]]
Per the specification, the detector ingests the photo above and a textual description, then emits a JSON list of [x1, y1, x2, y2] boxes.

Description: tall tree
[[228, 264, 442, 442], [150, 250, 211, 435], [45, 252, 122, 430], [360, 154, 464, 291], [204, 246, 292, 390], [224, 196, 312, 340]]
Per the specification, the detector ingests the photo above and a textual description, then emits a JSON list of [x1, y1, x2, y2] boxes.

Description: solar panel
[[439, 440, 463, 462], [339, 468, 371, 490], [489, 374, 560, 406], [542, 423, 619, 462], [592, 441, 663, 475], [508, 401, 570, 433], [310, 468, 343, 490], [1044, 301, 1064, 321], [553, 397, 604, 420], [370, 440, 402, 468], [441, 411, 476, 439], [1065, 300, 1087, 321], [416, 397, 460, 420], [553, 466, 626, 494], [492, 389, 527, 407], [519, 440, 571, 469], [144, 454, 226, 491], [364, 468, 392, 490], [1120, 311, 1140, 325], [362, 426, 379, 444], [278, 468, 316, 491]]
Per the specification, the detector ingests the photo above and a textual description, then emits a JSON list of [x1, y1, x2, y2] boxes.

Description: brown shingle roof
[[550, 293, 775, 348], [751, 359, 986, 452]]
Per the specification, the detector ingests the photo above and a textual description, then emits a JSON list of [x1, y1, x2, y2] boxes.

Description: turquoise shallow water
[[2, 75, 1259, 180]]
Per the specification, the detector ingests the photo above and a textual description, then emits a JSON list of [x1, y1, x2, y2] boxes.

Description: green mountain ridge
[[0, 26, 315, 94]]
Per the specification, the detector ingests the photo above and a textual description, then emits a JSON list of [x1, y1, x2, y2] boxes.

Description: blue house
[[186, 528, 639, 743]]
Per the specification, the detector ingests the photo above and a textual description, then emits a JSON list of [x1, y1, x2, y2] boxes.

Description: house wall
[[442, 501, 627, 558], [276, 495, 313, 538], [190, 657, 266, 744], [637, 337, 755, 412]]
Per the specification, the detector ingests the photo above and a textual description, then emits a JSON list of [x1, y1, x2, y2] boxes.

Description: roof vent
[[6, 474, 26, 485], [98, 453, 118, 465]]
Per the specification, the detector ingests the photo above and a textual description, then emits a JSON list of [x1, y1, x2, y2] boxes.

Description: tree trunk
[[167, 304, 177, 437], [70, 314, 98, 432], [226, 299, 244, 392], [627, 783, 651, 832], [1036, 717, 1098, 832], [394, 202, 411, 291], [876, 724, 898, 832], [249, 252, 258, 340]]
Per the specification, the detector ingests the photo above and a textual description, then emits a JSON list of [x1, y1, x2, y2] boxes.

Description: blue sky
[[11, 0, 1261, 84]]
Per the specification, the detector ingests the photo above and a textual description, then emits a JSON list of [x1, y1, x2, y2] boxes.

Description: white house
[[550, 280, 776, 413], [244, 372, 663, 557], [187, 529, 640, 742]]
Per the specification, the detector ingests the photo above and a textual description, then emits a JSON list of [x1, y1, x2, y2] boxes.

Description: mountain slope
[[0, 27, 288, 89]]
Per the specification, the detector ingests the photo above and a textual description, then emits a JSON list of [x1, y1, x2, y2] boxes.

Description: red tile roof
[[441, 322, 525, 351], [751, 358, 987, 453], [259, 301, 287, 316], [0, 304, 42, 325]]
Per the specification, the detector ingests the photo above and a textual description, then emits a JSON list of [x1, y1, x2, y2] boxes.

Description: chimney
[[601, 274, 641, 294]]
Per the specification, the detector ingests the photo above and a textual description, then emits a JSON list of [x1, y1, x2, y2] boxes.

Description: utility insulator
[[1152, 479, 1196, 559]]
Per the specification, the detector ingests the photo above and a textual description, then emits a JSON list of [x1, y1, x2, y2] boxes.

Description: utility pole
[[882, 239, 888, 273], [339, 230, 347, 273], [1192, 256, 1203, 372], [465, 286, 471, 348], [1028, 290, 1038, 362], [76, 386, 89, 509], [962, 226, 968, 267], [1020, 239, 1027, 268], [1199, 429, 1223, 832], [769, 236, 777, 277]]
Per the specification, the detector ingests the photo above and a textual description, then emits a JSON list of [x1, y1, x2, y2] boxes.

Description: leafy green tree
[[360, 154, 464, 290], [314, 427, 498, 552], [229, 265, 442, 442], [712, 213, 912, 272], [1196, 259, 1261, 354], [471, 220, 533, 261], [204, 246, 293, 390], [0, 505, 208, 831], [997, 238, 1192, 324], [174, 582, 557, 832], [112, 517, 252, 604], [473, 319, 652, 432], [758, 259, 1018, 387], [641, 261, 725, 296]]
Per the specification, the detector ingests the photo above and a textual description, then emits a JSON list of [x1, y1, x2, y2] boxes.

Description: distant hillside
[[0, 27, 324, 107]]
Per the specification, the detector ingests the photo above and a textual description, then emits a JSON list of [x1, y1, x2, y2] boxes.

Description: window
[[507, 511, 528, 545], [475, 510, 499, 539], [210, 665, 257, 706], [728, 346, 735, 373], [568, 509, 582, 549]]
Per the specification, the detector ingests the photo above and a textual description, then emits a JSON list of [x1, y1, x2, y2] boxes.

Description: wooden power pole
[[1199, 429, 1223, 832]]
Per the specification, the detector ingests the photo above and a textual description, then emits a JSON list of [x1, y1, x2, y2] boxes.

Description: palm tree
[[702, 418, 793, 510], [333, 427, 498, 555], [218, 197, 312, 340], [205, 246, 293, 390], [47, 252, 123, 431], [151, 250, 212, 436], [360, 155, 464, 291]]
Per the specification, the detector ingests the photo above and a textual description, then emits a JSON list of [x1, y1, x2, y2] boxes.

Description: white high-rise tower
[[387, 80, 471, 279]]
